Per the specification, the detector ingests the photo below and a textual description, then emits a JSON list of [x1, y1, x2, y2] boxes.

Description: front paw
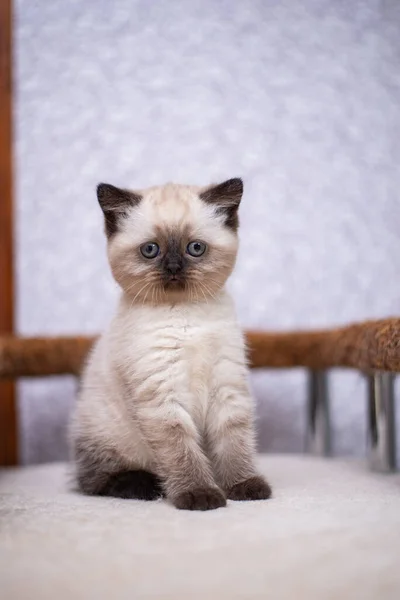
[[227, 475, 272, 501], [173, 487, 226, 511]]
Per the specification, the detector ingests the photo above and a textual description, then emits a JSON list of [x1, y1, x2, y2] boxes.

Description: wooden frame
[[0, 0, 17, 465], [1, 319, 400, 379], [1, 321, 399, 470]]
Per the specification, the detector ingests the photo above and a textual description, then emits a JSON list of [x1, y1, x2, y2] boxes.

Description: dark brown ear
[[199, 178, 243, 231], [97, 183, 142, 238]]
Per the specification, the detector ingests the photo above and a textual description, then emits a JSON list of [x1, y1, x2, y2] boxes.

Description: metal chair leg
[[305, 370, 331, 456], [367, 372, 396, 473]]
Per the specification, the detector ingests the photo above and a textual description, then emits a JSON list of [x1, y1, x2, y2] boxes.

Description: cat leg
[[137, 402, 226, 510], [73, 436, 163, 500], [206, 390, 272, 501]]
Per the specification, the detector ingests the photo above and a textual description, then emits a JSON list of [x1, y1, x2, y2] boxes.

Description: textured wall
[[15, 0, 400, 464]]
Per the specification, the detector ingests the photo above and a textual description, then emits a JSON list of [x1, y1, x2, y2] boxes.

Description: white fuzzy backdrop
[[14, 0, 400, 464]]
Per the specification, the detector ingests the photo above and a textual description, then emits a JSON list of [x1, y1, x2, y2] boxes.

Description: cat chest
[[165, 324, 218, 386], [144, 322, 221, 423], [180, 329, 218, 427]]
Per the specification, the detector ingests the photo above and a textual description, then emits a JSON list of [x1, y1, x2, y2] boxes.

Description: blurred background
[[14, 0, 400, 464]]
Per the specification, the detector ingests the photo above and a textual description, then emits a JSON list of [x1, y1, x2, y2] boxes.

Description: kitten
[[70, 178, 271, 510]]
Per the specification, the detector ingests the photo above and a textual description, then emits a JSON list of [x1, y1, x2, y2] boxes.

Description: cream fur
[[70, 180, 269, 508]]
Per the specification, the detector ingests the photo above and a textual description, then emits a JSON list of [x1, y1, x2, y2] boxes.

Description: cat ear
[[199, 178, 243, 231], [97, 183, 142, 238]]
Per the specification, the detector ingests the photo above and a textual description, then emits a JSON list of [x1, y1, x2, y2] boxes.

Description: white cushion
[[1, 455, 400, 599]]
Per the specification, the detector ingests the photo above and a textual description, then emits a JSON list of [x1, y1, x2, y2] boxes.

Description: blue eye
[[187, 241, 206, 257], [140, 242, 160, 259]]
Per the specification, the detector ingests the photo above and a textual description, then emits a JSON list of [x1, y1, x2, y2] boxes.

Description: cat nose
[[166, 261, 182, 275]]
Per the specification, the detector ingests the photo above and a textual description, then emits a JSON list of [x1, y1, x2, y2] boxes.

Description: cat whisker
[[202, 281, 218, 301], [124, 277, 148, 295], [202, 277, 222, 291], [142, 283, 152, 305], [197, 281, 209, 304], [131, 280, 153, 306]]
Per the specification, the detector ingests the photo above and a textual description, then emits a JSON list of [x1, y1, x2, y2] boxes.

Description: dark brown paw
[[227, 476, 272, 501], [98, 470, 164, 500], [173, 487, 226, 511]]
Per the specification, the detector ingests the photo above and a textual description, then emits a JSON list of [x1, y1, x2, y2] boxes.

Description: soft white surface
[[1, 455, 400, 599]]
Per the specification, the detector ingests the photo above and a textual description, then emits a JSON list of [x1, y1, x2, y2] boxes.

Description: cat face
[[97, 178, 243, 303]]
